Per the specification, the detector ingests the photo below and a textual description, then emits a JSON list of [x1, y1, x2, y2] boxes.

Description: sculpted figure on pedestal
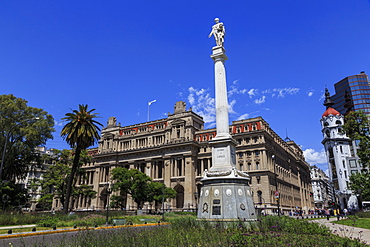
[[208, 18, 225, 47]]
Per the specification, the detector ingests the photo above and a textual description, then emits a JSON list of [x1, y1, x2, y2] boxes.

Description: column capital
[[211, 46, 228, 61]]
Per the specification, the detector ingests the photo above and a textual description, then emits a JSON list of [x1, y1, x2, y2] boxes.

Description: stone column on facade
[[89, 169, 100, 209], [183, 156, 196, 208], [163, 158, 171, 187], [145, 161, 152, 177], [162, 158, 172, 209]]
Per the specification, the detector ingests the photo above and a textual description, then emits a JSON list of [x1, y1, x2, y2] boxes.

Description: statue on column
[[208, 18, 225, 47]]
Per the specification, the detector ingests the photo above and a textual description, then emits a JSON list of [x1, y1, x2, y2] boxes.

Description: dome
[[322, 107, 340, 117]]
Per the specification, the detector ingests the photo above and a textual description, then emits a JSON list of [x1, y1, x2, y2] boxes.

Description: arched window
[[257, 190, 262, 204]]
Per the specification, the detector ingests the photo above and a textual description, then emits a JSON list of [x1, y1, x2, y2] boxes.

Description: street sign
[[274, 191, 279, 198]]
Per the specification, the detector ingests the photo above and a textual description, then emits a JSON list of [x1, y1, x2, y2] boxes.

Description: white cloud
[[228, 99, 237, 114], [247, 89, 257, 98], [308, 91, 314, 97], [237, 113, 250, 120], [188, 87, 216, 124], [303, 148, 327, 165], [54, 120, 64, 127], [188, 87, 240, 126], [228, 83, 248, 97], [272, 87, 300, 98], [319, 91, 326, 102], [254, 96, 266, 104]]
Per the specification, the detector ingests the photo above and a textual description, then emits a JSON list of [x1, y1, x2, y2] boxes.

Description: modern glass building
[[331, 72, 370, 116]]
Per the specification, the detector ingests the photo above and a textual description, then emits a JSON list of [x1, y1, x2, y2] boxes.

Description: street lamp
[[0, 117, 40, 181], [194, 191, 198, 213], [2, 194, 9, 212], [147, 100, 156, 122], [104, 182, 112, 225], [357, 189, 363, 210], [161, 185, 165, 221]]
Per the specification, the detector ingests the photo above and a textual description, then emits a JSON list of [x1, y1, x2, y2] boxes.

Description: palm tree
[[61, 104, 102, 214]]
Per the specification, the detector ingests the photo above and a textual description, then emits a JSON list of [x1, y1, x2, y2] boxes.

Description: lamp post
[[104, 182, 112, 225], [1, 117, 40, 181], [2, 194, 9, 212], [161, 185, 165, 221], [147, 100, 156, 122], [357, 189, 363, 211], [194, 191, 198, 213]]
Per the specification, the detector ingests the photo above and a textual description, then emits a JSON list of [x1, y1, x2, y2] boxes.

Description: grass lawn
[[335, 218, 370, 230], [0, 227, 53, 235], [0, 212, 368, 246]]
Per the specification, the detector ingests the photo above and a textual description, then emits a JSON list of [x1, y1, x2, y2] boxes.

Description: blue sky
[[1, 1, 370, 172]]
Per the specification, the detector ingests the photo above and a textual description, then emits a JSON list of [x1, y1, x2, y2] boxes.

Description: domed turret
[[322, 107, 340, 118]]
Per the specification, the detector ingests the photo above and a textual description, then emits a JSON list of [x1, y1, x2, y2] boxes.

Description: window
[[256, 162, 259, 170], [349, 160, 357, 168]]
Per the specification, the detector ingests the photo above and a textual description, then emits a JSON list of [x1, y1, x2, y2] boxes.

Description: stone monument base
[[197, 168, 257, 221]]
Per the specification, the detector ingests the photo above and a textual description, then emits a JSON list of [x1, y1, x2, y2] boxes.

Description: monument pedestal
[[197, 171, 256, 220], [197, 124, 256, 221]]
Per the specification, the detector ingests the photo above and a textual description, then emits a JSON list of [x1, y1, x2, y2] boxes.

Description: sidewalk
[[0, 225, 36, 230], [0, 222, 170, 241], [312, 217, 370, 245]]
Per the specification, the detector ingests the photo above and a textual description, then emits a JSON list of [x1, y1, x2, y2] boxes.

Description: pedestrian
[[325, 208, 330, 220], [343, 208, 348, 215]]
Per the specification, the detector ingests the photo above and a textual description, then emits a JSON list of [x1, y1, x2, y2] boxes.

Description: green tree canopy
[[111, 167, 176, 209], [61, 104, 102, 214], [343, 110, 370, 169], [0, 94, 55, 182], [39, 149, 97, 210], [343, 110, 370, 201]]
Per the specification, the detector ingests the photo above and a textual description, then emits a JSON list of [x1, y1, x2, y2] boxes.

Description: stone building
[[310, 165, 333, 209], [57, 101, 313, 214]]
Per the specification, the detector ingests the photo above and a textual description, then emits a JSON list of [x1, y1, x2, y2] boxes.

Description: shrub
[[38, 216, 58, 227]]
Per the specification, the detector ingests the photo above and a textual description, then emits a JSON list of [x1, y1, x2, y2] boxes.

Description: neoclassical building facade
[[55, 101, 313, 214]]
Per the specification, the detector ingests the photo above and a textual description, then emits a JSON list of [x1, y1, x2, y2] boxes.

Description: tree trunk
[[63, 147, 82, 214]]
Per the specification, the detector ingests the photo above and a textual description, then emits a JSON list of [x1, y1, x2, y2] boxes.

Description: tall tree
[[343, 110, 370, 201], [40, 149, 97, 210], [61, 104, 102, 214], [0, 94, 54, 182], [40, 161, 71, 209], [343, 110, 370, 169]]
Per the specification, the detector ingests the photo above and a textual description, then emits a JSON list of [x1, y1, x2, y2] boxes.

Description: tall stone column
[[212, 46, 230, 139], [197, 18, 256, 221], [209, 46, 237, 173]]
